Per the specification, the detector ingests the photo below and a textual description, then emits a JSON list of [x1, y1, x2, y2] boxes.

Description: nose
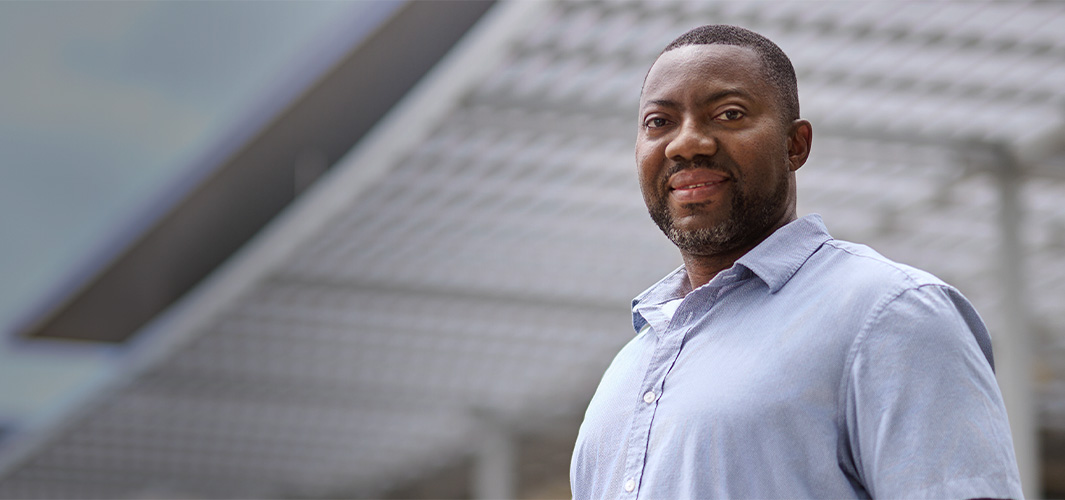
[[664, 120, 717, 161]]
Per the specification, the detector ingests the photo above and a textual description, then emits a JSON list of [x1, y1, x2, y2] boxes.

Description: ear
[[786, 119, 813, 172]]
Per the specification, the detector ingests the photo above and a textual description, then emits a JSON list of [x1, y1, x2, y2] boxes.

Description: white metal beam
[[992, 151, 1041, 498]]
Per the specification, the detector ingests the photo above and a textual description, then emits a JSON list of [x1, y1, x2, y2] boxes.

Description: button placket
[[619, 322, 692, 499], [615, 273, 733, 498]]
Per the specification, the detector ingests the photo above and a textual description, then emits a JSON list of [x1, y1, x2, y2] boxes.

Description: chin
[[665, 221, 742, 255]]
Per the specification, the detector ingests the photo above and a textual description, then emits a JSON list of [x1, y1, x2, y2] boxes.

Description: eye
[[718, 109, 744, 121], [644, 117, 669, 129]]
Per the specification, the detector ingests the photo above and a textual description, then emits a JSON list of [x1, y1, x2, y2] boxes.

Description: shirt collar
[[631, 214, 831, 333], [734, 214, 832, 294], [631, 265, 689, 334]]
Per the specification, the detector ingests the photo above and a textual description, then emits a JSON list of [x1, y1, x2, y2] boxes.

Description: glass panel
[[0, 0, 396, 421]]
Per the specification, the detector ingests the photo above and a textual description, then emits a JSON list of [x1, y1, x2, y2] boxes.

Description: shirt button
[[624, 478, 636, 492], [643, 391, 656, 403]]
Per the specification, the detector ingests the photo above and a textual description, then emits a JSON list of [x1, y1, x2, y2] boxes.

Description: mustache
[[665, 156, 734, 179]]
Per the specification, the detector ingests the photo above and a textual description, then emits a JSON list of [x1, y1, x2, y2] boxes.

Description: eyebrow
[[642, 88, 753, 110]]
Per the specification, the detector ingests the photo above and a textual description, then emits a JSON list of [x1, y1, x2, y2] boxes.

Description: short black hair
[[661, 25, 799, 122]]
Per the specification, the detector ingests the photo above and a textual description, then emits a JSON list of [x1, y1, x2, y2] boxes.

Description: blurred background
[[1, 0, 1064, 498]]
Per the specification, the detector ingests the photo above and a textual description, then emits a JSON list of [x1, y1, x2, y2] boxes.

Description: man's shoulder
[[811, 238, 948, 293], [787, 237, 963, 322], [745, 215, 948, 298], [794, 236, 994, 366]]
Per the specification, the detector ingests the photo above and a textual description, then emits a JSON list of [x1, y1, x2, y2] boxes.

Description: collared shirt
[[571, 215, 1023, 499]]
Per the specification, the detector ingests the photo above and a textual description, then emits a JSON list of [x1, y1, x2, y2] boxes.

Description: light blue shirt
[[571, 215, 1022, 499]]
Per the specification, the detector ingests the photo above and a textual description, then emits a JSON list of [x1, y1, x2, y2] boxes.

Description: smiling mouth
[[673, 180, 725, 190], [668, 174, 729, 204]]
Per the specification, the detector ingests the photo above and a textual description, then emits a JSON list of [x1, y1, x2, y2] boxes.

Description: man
[[570, 25, 1023, 499]]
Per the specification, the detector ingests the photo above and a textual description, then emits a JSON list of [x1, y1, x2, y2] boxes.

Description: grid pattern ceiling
[[2, 1, 1065, 498]]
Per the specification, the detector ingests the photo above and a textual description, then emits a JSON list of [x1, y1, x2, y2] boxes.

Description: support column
[[994, 154, 1040, 498], [472, 418, 516, 500]]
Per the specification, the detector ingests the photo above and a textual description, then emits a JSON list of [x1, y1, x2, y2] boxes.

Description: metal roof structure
[[3, 1, 1065, 498]]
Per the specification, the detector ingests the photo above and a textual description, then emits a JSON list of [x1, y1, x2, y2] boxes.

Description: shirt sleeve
[[840, 284, 1024, 499]]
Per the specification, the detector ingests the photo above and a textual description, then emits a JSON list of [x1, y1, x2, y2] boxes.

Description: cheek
[[635, 148, 660, 185], [637, 166, 668, 203], [736, 132, 790, 174]]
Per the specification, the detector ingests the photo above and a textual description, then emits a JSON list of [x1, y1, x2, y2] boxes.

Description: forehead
[[641, 44, 772, 107]]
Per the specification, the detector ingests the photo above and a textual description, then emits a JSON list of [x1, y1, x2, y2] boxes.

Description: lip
[[669, 169, 730, 203]]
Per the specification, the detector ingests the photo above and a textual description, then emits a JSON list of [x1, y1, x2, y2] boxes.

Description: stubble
[[647, 158, 789, 256]]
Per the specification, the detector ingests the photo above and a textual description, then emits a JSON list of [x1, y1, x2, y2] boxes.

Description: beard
[[646, 158, 789, 256]]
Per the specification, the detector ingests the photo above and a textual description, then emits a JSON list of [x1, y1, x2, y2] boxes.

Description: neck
[[680, 246, 751, 290]]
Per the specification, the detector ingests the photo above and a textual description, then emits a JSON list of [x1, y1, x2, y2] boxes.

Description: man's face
[[637, 44, 801, 256]]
